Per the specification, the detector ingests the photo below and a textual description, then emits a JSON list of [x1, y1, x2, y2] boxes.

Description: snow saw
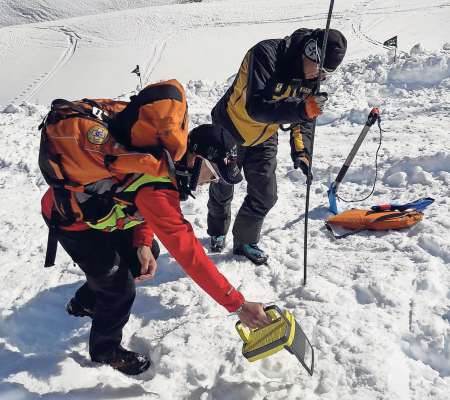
[[235, 305, 314, 376]]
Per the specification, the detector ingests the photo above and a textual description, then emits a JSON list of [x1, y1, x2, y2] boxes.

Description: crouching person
[[39, 80, 270, 375]]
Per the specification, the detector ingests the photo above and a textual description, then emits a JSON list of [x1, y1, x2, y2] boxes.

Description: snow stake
[[327, 108, 381, 214], [235, 305, 314, 375], [303, 0, 336, 286]]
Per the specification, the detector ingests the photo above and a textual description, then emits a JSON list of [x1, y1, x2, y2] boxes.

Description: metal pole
[[303, 0, 335, 286]]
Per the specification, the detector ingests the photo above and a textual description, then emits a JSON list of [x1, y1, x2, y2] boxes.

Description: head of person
[[285, 28, 347, 83], [187, 124, 243, 185]]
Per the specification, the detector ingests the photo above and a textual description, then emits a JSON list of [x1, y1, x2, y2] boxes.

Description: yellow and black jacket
[[212, 28, 318, 157]]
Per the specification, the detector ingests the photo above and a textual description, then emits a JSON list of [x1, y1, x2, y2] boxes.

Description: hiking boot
[[66, 297, 94, 319], [92, 346, 151, 375], [233, 243, 268, 265], [210, 235, 226, 253]]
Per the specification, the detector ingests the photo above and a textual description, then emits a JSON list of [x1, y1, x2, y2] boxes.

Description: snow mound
[[388, 46, 450, 87]]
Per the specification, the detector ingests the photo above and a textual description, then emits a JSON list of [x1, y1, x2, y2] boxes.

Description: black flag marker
[[131, 65, 142, 89], [131, 65, 140, 76], [383, 36, 398, 62], [383, 36, 398, 48]]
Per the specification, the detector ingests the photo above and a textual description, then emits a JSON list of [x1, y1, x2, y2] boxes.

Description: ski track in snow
[[1, 1, 450, 399], [9, 26, 79, 106]]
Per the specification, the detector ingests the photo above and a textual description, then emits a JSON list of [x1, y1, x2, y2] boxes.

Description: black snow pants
[[207, 133, 278, 246], [56, 228, 146, 359]]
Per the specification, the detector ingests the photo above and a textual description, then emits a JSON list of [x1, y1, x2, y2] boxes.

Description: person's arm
[[290, 119, 314, 158], [245, 43, 310, 124], [134, 186, 244, 312], [133, 222, 157, 280], [135, 187, 271, 328], [132, 221, 154, 248], [289, 120, 315, 178]]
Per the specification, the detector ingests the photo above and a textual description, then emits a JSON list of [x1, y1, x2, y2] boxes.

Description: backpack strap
[[43, 208, 60, 268], [42, 99, 109, 127]]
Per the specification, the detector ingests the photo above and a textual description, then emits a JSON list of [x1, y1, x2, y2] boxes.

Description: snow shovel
[[328, 107, 381, 214], [235, 305, 314, 375]]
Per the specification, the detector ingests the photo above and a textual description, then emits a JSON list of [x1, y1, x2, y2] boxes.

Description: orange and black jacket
[[212, 28, 318, 156], [41, 187, 245, 312]]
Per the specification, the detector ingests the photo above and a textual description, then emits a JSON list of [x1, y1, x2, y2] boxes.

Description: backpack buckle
[[92, 106, 109, 121]]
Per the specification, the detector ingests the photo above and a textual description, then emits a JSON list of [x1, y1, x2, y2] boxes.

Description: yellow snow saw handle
[[235, 305, 286, 342]]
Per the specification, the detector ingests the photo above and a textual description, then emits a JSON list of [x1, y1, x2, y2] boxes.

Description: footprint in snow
[[353, 283, 395, 307]]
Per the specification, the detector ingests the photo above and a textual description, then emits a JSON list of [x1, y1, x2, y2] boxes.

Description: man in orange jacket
[[40, 87, 270, 375]]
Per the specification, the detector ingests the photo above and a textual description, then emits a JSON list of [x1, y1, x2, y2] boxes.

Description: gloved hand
[[291, 151, 313, 182], [304, 92, 328, 119]]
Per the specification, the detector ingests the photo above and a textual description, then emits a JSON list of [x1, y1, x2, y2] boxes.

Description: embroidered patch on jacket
[[274, 83, 284, 95], [87, 125, 109, 145]]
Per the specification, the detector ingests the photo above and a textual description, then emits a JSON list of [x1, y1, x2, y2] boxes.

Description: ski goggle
[[304, 39, 335, 75]]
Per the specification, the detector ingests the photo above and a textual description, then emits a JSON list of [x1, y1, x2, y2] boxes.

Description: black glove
[[291, 151, 313, 182]]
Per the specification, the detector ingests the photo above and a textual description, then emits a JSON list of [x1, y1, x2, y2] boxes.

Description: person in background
[[207, 28, 347, 265]]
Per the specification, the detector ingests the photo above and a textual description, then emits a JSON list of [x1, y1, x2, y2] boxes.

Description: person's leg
[[207, 181, 234, 236], [56, 229, 144, 373], [85, 265, 135, 359], [232, 134, 278, 263], [66, 228, 160, 315], [66, 282, 95, 317], [207, 143, 245, 250]]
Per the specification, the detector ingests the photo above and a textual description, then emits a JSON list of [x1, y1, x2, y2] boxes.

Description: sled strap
[[324, 222, 365, 239]]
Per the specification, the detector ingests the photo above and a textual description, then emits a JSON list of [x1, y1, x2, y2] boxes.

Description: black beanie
[[304, 29, 347, 71]]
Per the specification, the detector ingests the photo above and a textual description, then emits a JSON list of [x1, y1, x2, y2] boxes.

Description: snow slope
[[0, 1, 213, 28], [0, 1, 449, 399], [0, 0, 449, 107]]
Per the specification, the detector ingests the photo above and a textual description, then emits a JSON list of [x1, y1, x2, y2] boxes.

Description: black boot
[[210, 235, 226, 253], [91, 346, 150, 375], [66, 297, 94, 318], [233, 243, 268, 265]]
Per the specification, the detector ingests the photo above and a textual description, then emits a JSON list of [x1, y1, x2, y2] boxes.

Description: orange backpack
[[39, 79, 188, 224], [325, 209, 423, 239]]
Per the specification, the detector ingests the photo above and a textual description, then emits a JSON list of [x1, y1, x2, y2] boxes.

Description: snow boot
[[210, 235, 226, 253], [66, 297, 94, 319], [233, 243, 268, 265], [91, 345, 150, 375]]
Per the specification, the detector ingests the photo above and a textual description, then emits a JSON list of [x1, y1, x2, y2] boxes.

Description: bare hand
[[135, 245, 157, 282], [237, 301, 271, 329]]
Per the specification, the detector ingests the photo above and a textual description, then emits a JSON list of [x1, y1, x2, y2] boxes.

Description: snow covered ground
[[0, 1, 449, 399]]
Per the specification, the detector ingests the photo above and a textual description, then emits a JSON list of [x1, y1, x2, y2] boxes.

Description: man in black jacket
[[207, 28, 347, 265]]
